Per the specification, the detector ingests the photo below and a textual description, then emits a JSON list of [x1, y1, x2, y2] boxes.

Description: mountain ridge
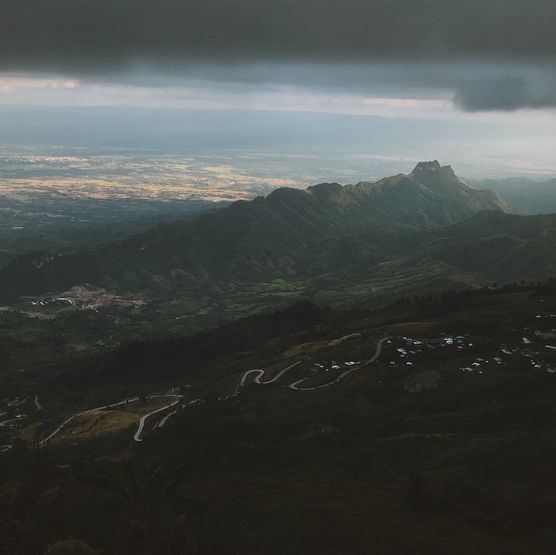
[[0, 161, 509, 301]]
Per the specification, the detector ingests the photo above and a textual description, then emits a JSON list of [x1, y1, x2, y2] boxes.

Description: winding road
[[27, 337, 390, 450], [235, 361, 302, 395], [236, 337, 390, 393], [40, 395, 182, 446], [157, 409, 178, 429], [289, 337, 390, 391], [133, 398, 181, 442]]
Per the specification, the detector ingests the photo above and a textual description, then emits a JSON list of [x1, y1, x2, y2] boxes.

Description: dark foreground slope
[[2, 282, 556, 554], [0, 161, 507, 300]]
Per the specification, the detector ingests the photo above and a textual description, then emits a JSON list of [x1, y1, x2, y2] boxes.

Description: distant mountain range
[[0, 161, 508, 301], [471, 176, 556, 215]]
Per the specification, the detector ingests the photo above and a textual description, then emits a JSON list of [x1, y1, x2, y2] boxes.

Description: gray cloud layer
[[1, 0, 555, 111]]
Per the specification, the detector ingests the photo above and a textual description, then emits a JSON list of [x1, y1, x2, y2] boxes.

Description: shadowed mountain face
[[0, 161, 508, 300]]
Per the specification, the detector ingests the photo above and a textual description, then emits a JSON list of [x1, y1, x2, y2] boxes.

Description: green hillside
[[0, 161, 508, 301]]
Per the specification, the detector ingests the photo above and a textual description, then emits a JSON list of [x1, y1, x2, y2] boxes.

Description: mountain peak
[[412, 160, 441, 172], [412, 160, 454, 176]]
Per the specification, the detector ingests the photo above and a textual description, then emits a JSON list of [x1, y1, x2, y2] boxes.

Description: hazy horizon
[[1, 106, 556, 189], [2, 1, 556, 184]]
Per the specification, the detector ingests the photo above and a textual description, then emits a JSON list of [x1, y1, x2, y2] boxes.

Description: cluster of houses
[[381, 318, 556, 390], [387, 334, 473, 369], [25, 286, 147, 316], [483, 313, 556, 374], [493, 336, 556, 374], [387, 322, 556, 378], [312, 360, 360, 373]]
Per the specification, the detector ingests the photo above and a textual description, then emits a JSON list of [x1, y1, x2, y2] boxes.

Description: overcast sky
[[1, 0, 555, 175]]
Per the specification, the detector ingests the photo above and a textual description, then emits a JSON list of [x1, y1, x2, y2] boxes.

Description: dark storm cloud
[[453, 75, 556, 111], [2, 0, 554, 67], [1, 0, 555, 111]]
